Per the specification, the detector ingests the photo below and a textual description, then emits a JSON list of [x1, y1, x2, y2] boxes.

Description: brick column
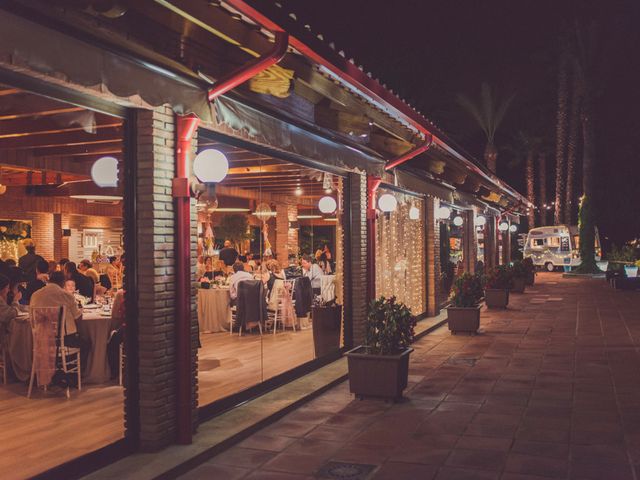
[[53, 213, 63, 261], [484, 216, 496, 270], [347, 172, 367, 348], [463, 210, 477, 275], [502, 229, 511, 265], [31, 212, 54, 260], [135, 106, 179, 451], [275, 204, 297, 267], [425, 197, 439, 317]]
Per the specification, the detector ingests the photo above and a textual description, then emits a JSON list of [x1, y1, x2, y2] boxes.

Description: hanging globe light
[[409, 205, 420, 220], [253, 202, 273, 220], [474, 215, 486, 227], [318, 196, 337, 214], [91, 156, 119, 187], [436, 206, 451, 220], [193, 149, 229, 183], [378, 193, 397, 212], [498, 221, 510, 231], [453, 215, 464, 226], [509, 224, 518, 233]]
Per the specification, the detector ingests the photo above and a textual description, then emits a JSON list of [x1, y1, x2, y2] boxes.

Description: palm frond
[[456, 83, 515, 144], [456, 92, 491, 140]]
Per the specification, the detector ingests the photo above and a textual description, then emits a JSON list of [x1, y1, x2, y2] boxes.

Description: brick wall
[[463, 210, 477, 274], [348, 172, 367, 347], [275, 203, 298, 267], [135, 106, 178, 451], [425, 197, 439, 317]]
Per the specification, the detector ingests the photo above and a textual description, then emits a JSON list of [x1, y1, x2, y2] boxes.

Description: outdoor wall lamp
[[378, 193, 397, 213], [475, 215, 487, 227], [318, 195, 337, 214], [498, 221, 510, 231], [453, 215, 464, 226], [190, 149, 229, 201]]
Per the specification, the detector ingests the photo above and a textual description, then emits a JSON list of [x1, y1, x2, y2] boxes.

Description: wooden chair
[[28, 306, 81, 399]]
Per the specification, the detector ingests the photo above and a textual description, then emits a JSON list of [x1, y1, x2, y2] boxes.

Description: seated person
[[200, 256, 226, 281], [301, 254, 323, 296], [30, 272, 88, 355], [64, 279, 76, 295], [229, 261, 253, 301], [23, 259, 49, 304], [0, 273, 20, 328], [64, 261, 94, 301], [78, 260, 100, 284], [7, 267, 28, 306]]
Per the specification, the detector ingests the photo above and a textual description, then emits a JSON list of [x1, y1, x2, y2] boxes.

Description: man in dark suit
[[18, 239, 45, 281], [23, 259, 49, 304]]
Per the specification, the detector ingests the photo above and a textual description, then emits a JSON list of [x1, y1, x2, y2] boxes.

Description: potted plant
[[483, 265, 511, 309], [522, 257, 536, 285], [510, 260, 527, 293], [346, 296, 415, 401], [311, 297, 342, 358], [447, 272, 484, 334]]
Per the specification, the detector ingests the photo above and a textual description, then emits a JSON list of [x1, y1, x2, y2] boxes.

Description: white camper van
[[523, 225, 602, 271]]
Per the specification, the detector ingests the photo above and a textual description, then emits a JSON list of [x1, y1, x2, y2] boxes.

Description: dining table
[[197, 287, 231, 333], [7, 305, 114, 385]]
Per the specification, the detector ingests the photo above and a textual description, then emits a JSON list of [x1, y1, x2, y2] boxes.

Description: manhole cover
[[316, 461, 376, 480]]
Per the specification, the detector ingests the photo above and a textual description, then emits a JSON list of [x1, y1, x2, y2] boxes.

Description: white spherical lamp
[[318, 196, 337, 214], [378, 193, 397, 212], [436, 206, 451, 220], [474, 215, 486, 227], [409, 206, 420, 220], [91, 156, 119, 187], [498, 221, 509, 231], [453, 215, 463, 226], [509, 224, 518, 233], [193, 149, 229, 183], [0, 184, 6, 195]]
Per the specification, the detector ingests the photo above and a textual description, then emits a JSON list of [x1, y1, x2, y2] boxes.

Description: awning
[[393, 170, 454, 203], [212, 96, 385, 174], [0, 10, 215, 122]]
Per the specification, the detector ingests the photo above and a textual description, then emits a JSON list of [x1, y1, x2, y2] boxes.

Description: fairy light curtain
[[375, 189, 426, 314]]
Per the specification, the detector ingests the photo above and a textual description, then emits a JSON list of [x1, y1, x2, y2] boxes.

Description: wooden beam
[[0, 122, 122, 140], [0, 113, 121, 137], [0, 126, 122, 149], [30, 143, 122, 157], [0, 106, 84, 121], [369, 133, 413, 156]]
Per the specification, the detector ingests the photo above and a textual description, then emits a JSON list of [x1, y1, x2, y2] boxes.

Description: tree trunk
[[554, 42, 569, 225], [538, 152, 548, 226], [484, 142, 498, 173], [564, 61, 582, 225], [526, 149, 536, 229]]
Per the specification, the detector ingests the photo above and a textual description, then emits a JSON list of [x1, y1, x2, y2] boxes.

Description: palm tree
[[574, 22, 599, 273], [553, 38, 570, 225], [538, 152, 548, 226], [456, 83, 516, 173], [564, 56, 582, 225], [506, 131, 540, 229], [526, 149, 536, 229]]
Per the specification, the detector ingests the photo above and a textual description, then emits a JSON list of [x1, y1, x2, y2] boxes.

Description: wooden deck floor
[[198, 327, 316, 406], [0, 382, 124, 479]]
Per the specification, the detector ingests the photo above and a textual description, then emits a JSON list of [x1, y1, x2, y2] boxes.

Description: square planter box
[[485, 288, 509, 309], [511, 276, 526, 293], [346, 346, 413, 401], [447, 305, 481, 334]]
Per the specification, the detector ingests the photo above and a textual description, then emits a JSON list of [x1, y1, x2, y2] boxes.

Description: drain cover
[[316, 461, 376, 479]]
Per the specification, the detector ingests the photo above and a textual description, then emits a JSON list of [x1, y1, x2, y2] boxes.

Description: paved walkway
[[179, 273, 640, 480]]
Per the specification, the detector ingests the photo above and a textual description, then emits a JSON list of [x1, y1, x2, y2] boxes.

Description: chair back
[[29, 306, 64, 387], [236, 280, 266, 329]]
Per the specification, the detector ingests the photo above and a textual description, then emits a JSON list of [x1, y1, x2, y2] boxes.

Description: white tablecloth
[[78, 309, 113, 384], [197, 288, 231, 333]]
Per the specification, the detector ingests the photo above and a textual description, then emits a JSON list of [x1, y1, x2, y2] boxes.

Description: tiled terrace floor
[[179, 272, 640, 480]]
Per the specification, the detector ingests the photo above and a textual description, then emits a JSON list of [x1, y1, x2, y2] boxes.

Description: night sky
[[283, 0, 640, 247]]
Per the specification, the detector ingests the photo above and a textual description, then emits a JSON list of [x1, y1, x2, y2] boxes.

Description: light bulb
[[294, 186, 302, 196], [193, 149, 229, 183], [453, 215, 463, 226], [409, 206, 420, 220], [498, 221, 509, 231]]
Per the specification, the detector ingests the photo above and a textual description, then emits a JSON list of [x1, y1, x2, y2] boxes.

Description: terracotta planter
[[525, 271, 535, 286], [485, 288, 509, 309], [346, 346, 413, 401], [511, 276, 526, 293], [311, 305, 342, 358], [447, 305, 481, 334]]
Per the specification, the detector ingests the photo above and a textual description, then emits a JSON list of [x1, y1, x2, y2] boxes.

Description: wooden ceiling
[[198, 139, 339, 201], [0, 84, 123, 187]]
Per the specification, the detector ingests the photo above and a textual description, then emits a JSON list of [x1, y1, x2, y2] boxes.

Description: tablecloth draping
[[197, 288, 231, 333], [77, 310, 113, 384]]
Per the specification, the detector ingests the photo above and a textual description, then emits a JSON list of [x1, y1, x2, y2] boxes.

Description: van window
[[573, 235, 580, 250], [532, 238, 544, 247], [547, 236, 561, 247]]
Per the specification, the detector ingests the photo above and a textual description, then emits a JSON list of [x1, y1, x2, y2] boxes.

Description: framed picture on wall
[[83, 230, 100, 249]]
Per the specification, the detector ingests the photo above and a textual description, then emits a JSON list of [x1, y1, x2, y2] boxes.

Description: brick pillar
[[463, 211, 477, 275], [135, 106, 179, 451], [275, 204, 297, 268], [425, 197, 439, 317], [53, 213, 63, 261], [61, 214, 70, 260], [347, 172, 367, 348], [31, 212, 54, 260], [484, 216, 496, 270], [502, 229, 511, 265]]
